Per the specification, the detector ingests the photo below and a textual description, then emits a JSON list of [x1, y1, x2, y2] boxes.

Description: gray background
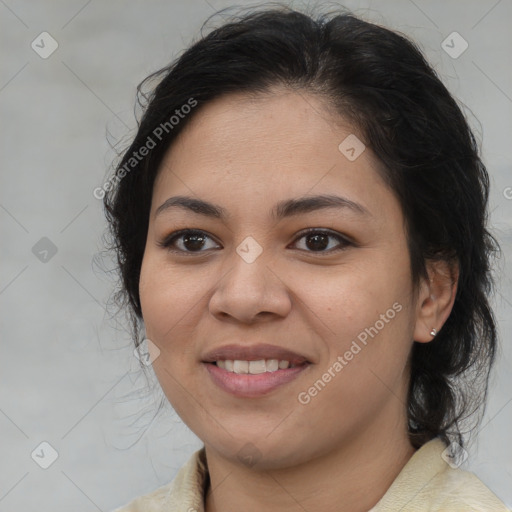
[[0, 0, 511, 510]]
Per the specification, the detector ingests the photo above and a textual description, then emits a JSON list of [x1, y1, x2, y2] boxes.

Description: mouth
[[209, 358, 306, 372], [201, 343, 312, 397]]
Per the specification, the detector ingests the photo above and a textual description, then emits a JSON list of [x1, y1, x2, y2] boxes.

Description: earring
[[430, 328, 437, 337]]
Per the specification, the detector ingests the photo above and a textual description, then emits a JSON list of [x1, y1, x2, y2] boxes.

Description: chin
[[205, 433, 315, 471]]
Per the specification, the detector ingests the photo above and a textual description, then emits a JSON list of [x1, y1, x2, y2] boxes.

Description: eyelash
[[158, 228, 354, 256]]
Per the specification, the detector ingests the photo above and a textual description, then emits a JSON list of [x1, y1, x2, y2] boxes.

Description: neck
[[204, 414, 416, 512]]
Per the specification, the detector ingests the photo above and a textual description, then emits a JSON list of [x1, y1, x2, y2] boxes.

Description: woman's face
[[139, 90, 422, 469]]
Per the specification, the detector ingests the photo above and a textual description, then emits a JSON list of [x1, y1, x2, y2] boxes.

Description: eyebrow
[[155, 194, 371, 221]]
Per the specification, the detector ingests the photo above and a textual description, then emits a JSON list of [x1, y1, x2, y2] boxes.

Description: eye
[[159, 227, 353, 255], [291, 228, 353, 253], [158, 229, 221, 254]]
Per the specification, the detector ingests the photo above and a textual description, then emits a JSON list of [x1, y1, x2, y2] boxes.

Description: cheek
[[296, 259, 404, 335], [139, 254, 202, 341], [296, 271, 412, 436], [294, 251, 413, 385], [139, 255, 203, 421]]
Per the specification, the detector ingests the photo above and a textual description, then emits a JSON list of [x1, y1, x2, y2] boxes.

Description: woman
[[105, 5, 508, 511]]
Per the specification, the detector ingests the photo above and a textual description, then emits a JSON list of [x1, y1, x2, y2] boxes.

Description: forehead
[[162, 89, 347, 167], [152, 90, 394, 221]]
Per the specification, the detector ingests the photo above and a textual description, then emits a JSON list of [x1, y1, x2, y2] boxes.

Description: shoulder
[[110, 447, 208, 512], [426, 465, 509, 511], [110, 482, 173, 512], [371, 439, 509, 512]]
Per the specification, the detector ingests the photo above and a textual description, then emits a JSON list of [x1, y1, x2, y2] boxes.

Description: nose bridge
[[221, 242, 273, 301], [209, 241, 291, 322]]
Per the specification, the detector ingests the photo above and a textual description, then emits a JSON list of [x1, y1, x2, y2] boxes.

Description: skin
[[138, 89, 458, 512]]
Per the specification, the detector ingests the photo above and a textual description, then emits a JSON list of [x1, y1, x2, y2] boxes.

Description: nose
[[208, 250, 292, 324]]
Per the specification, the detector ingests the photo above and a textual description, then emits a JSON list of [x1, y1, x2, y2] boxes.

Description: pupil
[[184, 233, 205, 251], [306, 233, 328, 251]]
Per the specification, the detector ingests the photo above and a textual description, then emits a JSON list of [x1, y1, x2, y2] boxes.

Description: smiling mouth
[[203, 360, 311, 397]]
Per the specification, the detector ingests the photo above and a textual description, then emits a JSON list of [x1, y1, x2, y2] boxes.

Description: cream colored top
[[112, 438, 509, 511]]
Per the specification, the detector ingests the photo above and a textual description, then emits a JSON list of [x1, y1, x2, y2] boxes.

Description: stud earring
[[430, 328, 437, 337]]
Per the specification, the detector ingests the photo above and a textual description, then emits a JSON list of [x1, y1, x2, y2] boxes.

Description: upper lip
[[201, 343, 311, 365]]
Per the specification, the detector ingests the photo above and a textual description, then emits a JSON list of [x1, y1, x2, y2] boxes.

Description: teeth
[[266, 359, 279, 372], [233, 360, 249, 374], [215, 359, 294, 374], [248, 360, 266, 374]]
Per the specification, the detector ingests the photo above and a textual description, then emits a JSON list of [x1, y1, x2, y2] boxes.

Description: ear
[[413, 259, 459, 343]]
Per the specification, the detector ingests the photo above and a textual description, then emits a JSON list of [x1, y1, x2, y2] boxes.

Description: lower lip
[[203, 362, 310, 398]]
